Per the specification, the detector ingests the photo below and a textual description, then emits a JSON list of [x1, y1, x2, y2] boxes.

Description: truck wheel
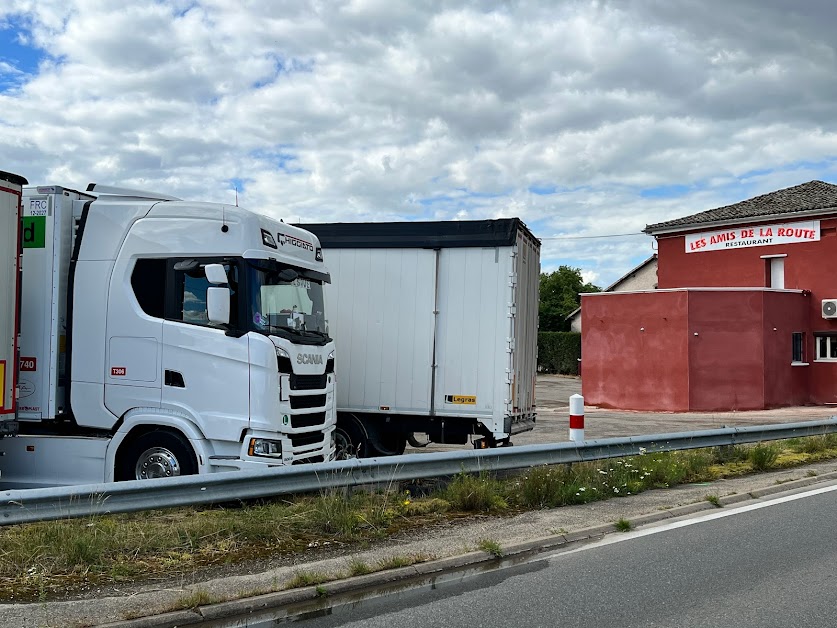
[[118, 430, 198, 481], [369, 433, 407, 457], [334, 415, 369, 459]]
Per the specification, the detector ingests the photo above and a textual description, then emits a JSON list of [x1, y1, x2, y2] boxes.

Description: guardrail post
[[569, 394, 584, 443]]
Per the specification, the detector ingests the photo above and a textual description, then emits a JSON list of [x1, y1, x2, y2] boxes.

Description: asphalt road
[[231, 482, 837, 628]]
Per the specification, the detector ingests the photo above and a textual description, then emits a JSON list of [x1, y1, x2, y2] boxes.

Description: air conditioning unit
[[823, 299, 837, 319]]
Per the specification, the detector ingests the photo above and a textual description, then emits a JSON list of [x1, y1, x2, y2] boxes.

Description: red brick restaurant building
[[581, 181, 837, 411]]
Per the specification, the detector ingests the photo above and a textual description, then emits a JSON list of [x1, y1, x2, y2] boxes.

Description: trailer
[[0, 171, 27, 428], [302, 218, 540, 457]]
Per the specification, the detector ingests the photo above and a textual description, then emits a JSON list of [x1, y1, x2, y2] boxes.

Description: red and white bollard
[[569, 394, 584, 443]]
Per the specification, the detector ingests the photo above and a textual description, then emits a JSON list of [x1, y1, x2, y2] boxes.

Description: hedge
[[538, 332, 581, 375]]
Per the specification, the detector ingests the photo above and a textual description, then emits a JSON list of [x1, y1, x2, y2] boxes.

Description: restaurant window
[[815, 334, 837, 361], [792, 332, 805, 364]]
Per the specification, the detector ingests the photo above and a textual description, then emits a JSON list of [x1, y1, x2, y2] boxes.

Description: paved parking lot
[[407, 374, 837, 454]]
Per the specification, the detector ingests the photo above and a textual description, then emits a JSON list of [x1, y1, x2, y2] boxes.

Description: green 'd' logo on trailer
[[22, 216, 45, 249]]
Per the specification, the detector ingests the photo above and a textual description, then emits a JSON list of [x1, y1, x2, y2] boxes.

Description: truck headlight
[[249, 438, 283, 458], [276, 347, 292, 374]]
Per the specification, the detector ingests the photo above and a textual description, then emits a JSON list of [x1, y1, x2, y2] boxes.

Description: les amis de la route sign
[[685, 219, 820, 253]]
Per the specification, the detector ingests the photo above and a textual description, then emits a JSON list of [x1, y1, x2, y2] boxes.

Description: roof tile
[[644, 180, 837, 233]]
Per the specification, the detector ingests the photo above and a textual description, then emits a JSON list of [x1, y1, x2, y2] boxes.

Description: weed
[[175, 588, 221, 609], [806, 469, 819, 477], [712, 445, 748, 464], [308, 491, 361, 537], [748, 444, 780, 471], [286, 571, 329, 589], [443, 472, 507, 512], [614, 518, 632, 532], [477, 538, 503, 558], [791, 434, 837, 454], [346, 558, 372, 576], [375, 553, 433, 570], [315, 585, 328, 597], [705, 494, 721, 508]]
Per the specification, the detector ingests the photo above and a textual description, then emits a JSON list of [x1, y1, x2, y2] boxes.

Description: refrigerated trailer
[[0, 171, 26, 427], [0, 181, 336, 488], [302, 219, 540, 457]]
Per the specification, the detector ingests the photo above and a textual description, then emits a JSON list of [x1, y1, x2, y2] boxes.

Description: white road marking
[[548, 480, 837, 558]]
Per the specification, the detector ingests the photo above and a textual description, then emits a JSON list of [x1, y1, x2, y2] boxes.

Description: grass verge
[[1, 437, 835, 602]]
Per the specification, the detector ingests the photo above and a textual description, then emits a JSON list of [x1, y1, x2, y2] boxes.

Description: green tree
[[539, 266, 600, 331]]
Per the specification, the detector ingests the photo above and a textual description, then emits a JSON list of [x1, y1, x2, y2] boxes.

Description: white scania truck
[[302, 219, 540, 458], [1, 174, 336, 488]]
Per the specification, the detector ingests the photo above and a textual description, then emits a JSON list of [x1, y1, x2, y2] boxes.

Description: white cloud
[[1, 0, 836, 285]]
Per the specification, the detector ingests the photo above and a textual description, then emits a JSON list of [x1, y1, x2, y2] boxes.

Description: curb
[[98, 469, 837, 627]]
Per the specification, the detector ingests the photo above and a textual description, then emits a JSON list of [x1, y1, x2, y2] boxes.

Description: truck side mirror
[[204, 263, 228, 285], [207, 287, 230, 325]]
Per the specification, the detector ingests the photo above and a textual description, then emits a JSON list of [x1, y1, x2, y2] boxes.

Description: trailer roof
[[299, 218, 540, 249], [0, 171, 28, 187]]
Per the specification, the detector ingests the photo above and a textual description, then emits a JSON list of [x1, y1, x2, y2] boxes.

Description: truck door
[[105, 257, 164, 416], [161, 260, 250, 442]]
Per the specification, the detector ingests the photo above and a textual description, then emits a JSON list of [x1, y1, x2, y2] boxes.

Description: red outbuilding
[[581, 180, 837, 411]]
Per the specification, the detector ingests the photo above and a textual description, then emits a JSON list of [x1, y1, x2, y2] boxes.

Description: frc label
[[445, 395, 476, 405], [28, 199, 49, 216], [111, 367, 127, 377]]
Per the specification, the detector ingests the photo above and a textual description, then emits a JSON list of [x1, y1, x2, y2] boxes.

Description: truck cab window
[[131, 258, 166, 318], [181, 273, 210, 324], [173, 261, 238, 327]]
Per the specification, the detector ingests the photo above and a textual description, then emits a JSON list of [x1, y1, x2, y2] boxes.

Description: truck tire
[[334, 415, 369, 459], [368, 433, 407, 457], [117, 430, 198, 481]]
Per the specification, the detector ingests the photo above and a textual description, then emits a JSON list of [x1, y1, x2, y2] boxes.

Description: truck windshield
[[246, 261, 330, 342]]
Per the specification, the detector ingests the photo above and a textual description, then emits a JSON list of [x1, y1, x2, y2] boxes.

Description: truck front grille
[[290, 432, 325, 449], [290, 373, 328, 390], [290, 411, 327, 429], [290, 394, 327, 410]]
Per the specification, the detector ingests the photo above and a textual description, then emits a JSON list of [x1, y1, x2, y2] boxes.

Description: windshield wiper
[[301, 329, 330, 338], [262, 324, 329, 339]]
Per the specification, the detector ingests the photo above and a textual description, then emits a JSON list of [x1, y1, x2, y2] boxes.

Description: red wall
[[762, 292, 810, 407], [657, 215, 837, 405], [582, 289, 810, 411], [582, 291, 690, 411], [686, 291, 765, 411]]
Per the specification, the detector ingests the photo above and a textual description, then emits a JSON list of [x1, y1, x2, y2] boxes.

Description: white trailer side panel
[[511, 227, 540, 417], [325, 248, 437, 414], [19, 188, 92, 419], [0, 177, 22, 416], [433, 246, 512, 422]]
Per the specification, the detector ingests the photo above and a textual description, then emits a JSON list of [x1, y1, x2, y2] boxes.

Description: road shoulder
[[5, 460, 837, 628]]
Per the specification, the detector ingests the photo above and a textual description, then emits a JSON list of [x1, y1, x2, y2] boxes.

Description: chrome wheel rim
[[135, 447, 181, 479]]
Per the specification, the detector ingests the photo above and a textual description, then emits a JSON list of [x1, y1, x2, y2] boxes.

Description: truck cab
[[2, 184, 335, 488]]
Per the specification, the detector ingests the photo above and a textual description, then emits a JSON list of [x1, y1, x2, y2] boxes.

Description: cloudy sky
[[2, 0, 836, 286]]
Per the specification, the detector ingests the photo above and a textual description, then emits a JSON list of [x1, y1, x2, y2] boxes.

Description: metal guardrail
[[2, 417, 837, 526]]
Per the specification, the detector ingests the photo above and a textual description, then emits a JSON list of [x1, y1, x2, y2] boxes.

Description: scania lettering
[[302, 219, 539, 458], [0, 178, 335, 488]]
